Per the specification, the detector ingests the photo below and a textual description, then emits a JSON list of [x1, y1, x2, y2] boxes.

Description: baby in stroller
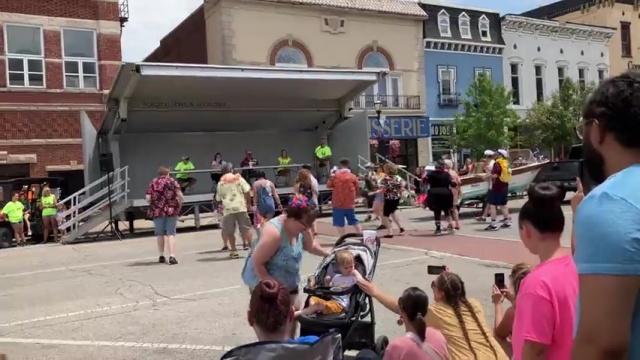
[[297, 250, 360, 317]]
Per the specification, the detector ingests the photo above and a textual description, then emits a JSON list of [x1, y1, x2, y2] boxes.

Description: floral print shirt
[[146, 176, 182, 218], [380, 175, 404, 200]]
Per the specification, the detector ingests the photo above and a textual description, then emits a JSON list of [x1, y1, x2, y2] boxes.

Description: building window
[[578, 68, 587, 90], [598, 68, 606, 83], [510, 63, 520, 105], [4, 24, 45, 88], [438, 10, 451, 37], [62, 28, 98, 89], [478, 15, 491, 41], [275, 46, 308, 67], [438, 66, 456, 95], [535, 65, 544, 102], [621, 21, 632, 57], [458, 13, 471, 39], [362, 52, 402, 107], [474, 68, 491, 79], [557, 66, 566, 89]]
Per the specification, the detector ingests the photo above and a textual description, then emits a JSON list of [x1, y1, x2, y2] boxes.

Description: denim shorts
[[153, 216, 178, 236]]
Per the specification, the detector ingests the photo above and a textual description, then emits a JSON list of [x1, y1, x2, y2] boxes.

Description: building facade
[[420, 2, 505, 160], [0, 0, 125, 181], [146, 0, 431, 167], [502, 15, 615, 118], [522, 0, 640, 76]]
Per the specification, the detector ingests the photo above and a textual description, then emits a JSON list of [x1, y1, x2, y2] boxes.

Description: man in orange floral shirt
[[327, 158, 362, 236]]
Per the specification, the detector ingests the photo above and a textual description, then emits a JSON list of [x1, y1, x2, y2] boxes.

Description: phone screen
[[428, 265, 446, 275], [494, 273, 506, 290]]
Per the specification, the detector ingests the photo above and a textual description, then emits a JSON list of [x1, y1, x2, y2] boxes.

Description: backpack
[[496, 158, 512, 183], [256, 184, 274, 211]]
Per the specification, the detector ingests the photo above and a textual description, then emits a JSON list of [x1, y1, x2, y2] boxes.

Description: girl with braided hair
[[428, 272, 508, 359]]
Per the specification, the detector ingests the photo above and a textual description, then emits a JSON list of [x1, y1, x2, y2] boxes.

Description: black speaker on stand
[[94, 152, 123, 241]]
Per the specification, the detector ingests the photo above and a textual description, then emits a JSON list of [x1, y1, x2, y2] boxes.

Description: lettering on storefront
[[628, 61, 640, 70], [369, 116, 430, 139], [431, 123, 454, 150]]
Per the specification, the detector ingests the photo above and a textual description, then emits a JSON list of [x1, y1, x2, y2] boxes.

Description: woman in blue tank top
[[242, 195, 330, 338]]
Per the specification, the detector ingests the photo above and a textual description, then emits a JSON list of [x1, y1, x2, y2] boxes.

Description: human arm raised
[[302, 229, 330, 257]]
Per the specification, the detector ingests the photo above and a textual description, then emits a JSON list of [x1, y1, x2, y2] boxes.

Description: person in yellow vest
[[484, 149, 512, 231], [314, 137, 332, 181], [175, 156, 197, 193], [40, 186, 59, 243], [276, 149, 293, 187], [1, 192, 26, 246]]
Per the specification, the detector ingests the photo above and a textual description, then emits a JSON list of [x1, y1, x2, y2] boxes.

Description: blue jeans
[[332, 208, 358, 227], [153, 216, 177, 236]]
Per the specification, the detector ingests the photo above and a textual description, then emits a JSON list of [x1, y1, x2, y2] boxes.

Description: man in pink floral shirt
[[146, 166, 183, 265]]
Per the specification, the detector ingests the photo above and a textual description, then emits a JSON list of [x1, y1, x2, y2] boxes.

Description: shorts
[[153, 216, 178, 236], [221, 212, 252, 236], [383, 199, 400, 217], [332, 208, 359, 227], [487, 189, 509, 206], [427, 190, 454, 214], [10, 221, 23, 225], [42, 214, 56, 218], [309, 296, 344, 315]]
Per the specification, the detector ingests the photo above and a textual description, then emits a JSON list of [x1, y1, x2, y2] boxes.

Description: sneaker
[[399, 227, 405, 235], [221, 246, 229, 251], [434, 229, 442, 235], [243, 244, 250, 250], [376, 225, 387, 230], [500, 222, 511, 229], [229, 251, 240, 259], [454, 226, 460, 230], [500, 218, 511, 223], [168, 256, 178, 265], [446, 225, 455, 234], [159, 256, 166, 263], [475, 216, 487, 222], [484, 224, 499, 231]]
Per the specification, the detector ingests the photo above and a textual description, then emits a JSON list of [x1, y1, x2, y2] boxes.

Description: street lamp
[[373, 100, 382, 119]]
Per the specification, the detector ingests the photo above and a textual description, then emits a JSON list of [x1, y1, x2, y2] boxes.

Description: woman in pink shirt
[[384, 287, 449, 360], [511, 183, 578, 360]]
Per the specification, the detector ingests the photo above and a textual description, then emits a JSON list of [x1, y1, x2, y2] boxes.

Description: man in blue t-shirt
[[573, 71, 640, 359]]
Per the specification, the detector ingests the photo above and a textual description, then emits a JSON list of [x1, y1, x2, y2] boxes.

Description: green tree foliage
[[521, 78, 591, 154], [449, 73, 519, 160]]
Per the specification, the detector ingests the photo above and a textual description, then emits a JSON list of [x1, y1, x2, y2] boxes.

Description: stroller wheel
[[374, 335, 389, 355]]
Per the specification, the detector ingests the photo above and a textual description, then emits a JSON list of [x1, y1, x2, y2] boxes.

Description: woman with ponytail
[[511, 183, 577, 360], [384, 287, 449, 360], [429, 272, 508, 359]]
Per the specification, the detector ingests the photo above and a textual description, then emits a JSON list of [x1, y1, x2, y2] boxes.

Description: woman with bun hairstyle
[[511, 183, 577, 360], [384, 287, 449, 360], [242, 195, 330, 338]]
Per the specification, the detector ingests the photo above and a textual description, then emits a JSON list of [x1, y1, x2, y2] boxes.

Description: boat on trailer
[[459, 149, 546, 206]]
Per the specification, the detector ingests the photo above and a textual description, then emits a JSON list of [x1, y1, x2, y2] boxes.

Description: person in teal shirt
[[1, 192, 26, 246], [175, 156, 197, 192]]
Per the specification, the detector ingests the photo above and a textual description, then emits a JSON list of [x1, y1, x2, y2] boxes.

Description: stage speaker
[[99, 153, 114, 173]]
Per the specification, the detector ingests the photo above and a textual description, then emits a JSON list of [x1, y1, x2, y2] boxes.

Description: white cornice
[[424, 38, 503, 56], [501, 15, 615, 44]]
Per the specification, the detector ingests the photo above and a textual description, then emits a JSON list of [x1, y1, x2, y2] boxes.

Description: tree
[[521, 78, 592, 157], [449, 73, 519, 160]]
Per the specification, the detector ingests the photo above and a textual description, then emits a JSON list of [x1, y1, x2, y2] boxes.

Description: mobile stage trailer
[[58, 63, 382, 242]]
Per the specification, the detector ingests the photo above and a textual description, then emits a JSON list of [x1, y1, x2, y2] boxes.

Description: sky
[[121, 0, 556, 62]]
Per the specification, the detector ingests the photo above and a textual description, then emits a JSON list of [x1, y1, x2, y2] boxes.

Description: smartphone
[[494, 273, 506, 290], [427, 265, 446, 275]]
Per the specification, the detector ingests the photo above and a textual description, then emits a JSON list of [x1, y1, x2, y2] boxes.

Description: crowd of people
[[142, 71, 640, 359]]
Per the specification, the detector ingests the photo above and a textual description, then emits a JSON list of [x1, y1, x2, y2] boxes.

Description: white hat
[[498, 149, 508, 157], [484, 150, 495, 156]]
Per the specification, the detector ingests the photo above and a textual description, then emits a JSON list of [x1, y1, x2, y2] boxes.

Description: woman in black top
[[424, 160, 457, 235]]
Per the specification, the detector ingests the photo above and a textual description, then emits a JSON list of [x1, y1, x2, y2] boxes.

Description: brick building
[[0, 0, 126, 184]]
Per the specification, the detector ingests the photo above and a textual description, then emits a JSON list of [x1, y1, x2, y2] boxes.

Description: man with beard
[[572, 71, 640, 360]]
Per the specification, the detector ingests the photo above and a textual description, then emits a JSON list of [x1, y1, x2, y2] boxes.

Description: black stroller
[[298, 233, 389, 356]]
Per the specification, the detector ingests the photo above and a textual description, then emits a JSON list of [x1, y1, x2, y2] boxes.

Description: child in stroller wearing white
[[297, 250, 360, 317]]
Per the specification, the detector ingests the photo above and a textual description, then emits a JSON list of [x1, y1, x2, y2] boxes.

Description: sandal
[[229, 251, 240, 259]]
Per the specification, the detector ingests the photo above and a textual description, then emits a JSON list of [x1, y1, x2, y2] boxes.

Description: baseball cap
[[483, 150, 494, 156], [498, 149, 508, 157]]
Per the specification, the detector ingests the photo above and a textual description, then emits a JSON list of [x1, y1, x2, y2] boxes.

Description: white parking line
[[0, 285, 241, 328], [0, 337, 232, 351]]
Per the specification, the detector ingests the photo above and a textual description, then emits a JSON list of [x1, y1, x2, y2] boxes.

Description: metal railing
[[356, 154, 420, 192], [438, 93, 461, 107], [351, 95, 421, 110], [57, 166, 130, 233]]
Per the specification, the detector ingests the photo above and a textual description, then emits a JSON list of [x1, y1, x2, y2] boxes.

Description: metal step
[[61, 200, 129, 243]]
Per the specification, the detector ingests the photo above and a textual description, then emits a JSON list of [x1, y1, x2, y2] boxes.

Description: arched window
[[275, 46, 307, 67], [362, 51, 389, 69]]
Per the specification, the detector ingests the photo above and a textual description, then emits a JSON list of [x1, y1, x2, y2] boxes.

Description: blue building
[[419, 2, 505, 160]]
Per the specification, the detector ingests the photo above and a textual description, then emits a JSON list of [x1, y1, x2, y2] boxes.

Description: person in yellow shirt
[[175, 156, 197, 193], [1, 192, 26, 246], [40, 186, 59, 243], [276, 149, 292, 187], [314, 137, 332, 181]]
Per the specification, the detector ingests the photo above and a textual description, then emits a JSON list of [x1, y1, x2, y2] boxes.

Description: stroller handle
[[303, 284, 356, 297], [334, 233, 380, 248]]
